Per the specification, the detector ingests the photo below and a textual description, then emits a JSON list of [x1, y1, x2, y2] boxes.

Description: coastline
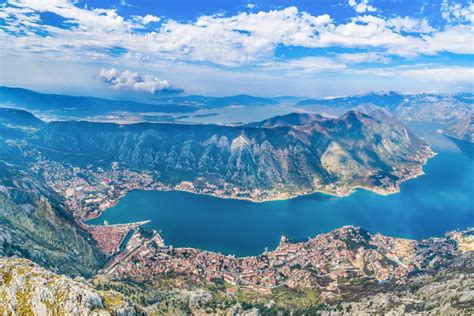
[[82, 147, 436, 222]]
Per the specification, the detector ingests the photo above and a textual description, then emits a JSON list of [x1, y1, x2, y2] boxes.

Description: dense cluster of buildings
[[33, 158, 156, 219], [105, 226, 469, 296]]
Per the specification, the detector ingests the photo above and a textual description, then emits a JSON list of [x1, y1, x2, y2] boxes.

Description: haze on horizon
[[0, 0, 473, 100]]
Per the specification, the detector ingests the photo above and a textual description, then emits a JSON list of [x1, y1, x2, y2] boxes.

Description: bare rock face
[[0, 257, 141, 315]]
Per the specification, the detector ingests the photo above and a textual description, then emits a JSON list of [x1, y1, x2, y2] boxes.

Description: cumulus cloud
[[348, 0, 377, 13], [132, 14, 160, 25], [2, 0, 461, 67], [0, 0, 472, 82], [387, 16, 434, 33], [99, 68, 176, 94]]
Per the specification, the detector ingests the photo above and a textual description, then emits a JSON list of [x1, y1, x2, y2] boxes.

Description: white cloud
[[441, 0, 474, 23], [424, 25, 474, 55], [387, 16, 434, 33], [337, 52, 390, 64], [348, 0, 377, 13], [0, 0, 472, 77], [350, 65, 474, 84], [132, 14, 160, 25], [99, 68, 175, 93]]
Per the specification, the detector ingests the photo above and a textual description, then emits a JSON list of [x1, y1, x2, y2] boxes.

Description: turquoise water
[[88, 125, 474, 257]]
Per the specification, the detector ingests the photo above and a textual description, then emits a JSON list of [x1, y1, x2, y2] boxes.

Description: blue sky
[[0, 0, 473, 97]]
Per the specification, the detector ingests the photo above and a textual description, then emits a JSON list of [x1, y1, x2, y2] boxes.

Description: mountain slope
[[31, 110, 433, 200], [447, 112, 474, 142], [0, 115, 105, 276]]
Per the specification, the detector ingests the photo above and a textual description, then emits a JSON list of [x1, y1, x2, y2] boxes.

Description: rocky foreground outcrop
[[0, 258, 141, 315]]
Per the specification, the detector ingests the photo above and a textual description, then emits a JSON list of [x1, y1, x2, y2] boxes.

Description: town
[[101, 225, 473, 297]]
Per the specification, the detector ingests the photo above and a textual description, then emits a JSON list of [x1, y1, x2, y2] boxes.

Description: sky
[[0, 0, 473, 98]]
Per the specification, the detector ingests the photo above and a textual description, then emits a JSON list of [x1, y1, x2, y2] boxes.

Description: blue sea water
[[88, 124, 474, 257]]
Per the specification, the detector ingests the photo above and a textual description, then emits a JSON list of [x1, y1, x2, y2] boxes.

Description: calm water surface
[[88, 123, 474, 256]]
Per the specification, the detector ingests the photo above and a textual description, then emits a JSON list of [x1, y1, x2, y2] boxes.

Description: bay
[[88, 123, 474, 257]]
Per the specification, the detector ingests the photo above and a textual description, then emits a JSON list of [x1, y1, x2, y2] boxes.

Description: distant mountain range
[[2, 86, 472, 126], [0, 86, 282, 119], [296, 91, 474, 124], [151, 94, 278, 108]]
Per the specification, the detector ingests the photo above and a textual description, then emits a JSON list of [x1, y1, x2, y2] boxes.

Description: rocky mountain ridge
[[31, 109, 434, 201]]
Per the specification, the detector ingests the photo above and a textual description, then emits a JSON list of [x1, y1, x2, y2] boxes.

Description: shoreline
[[82, 147, 436, 223]]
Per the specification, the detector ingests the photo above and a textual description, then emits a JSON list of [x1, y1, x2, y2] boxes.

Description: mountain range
[[0, 86, 280, 119], [1, 107, 434, 201], [296, 91, 474, 125], [2, 86, 473, 128]]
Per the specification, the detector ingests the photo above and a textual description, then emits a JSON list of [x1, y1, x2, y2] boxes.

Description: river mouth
[[87, 124, 474, 257]]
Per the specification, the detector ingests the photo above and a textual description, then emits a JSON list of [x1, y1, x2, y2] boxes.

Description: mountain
[[0, 108, 469, 315], [0, 113, 106, 276], [446, 112, 474, 143], [246, 112, 326, 128], [0, 160, 106, 276], [0, 87, 280, 121], [298, 91, 405, 109], [297, 91, 474, 124], [0, 107, 44, 128], [26, 110, 434, 201], [0, 86, 198, 117]]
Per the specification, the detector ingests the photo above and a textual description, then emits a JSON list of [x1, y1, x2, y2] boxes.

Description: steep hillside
[[0, 162, 105, 276], [33, 110, 433, 200], [0, 114, 105, 276]]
